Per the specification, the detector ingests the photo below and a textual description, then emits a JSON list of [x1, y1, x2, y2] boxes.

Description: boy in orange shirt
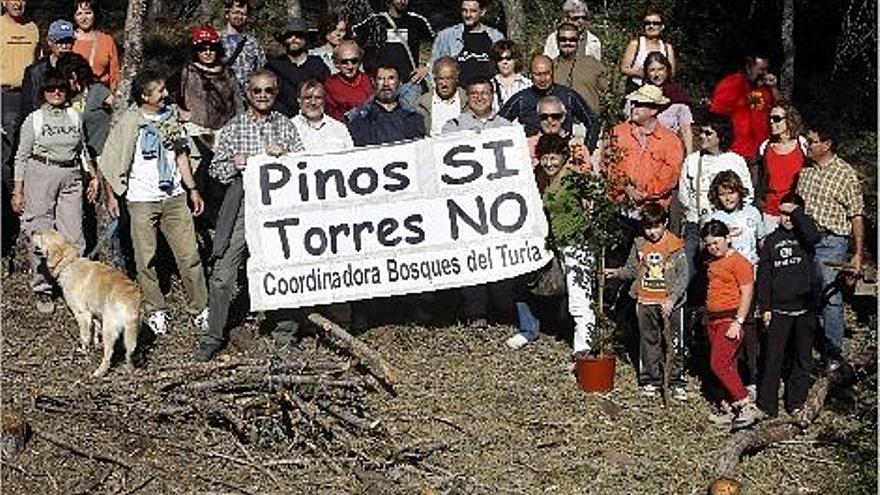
[[606, 203, 688, 399]]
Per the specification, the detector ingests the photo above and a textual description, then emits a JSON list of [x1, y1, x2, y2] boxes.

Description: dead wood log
[[307, 313, 400, 392], [323, 404, 380, 431], [711, 350, 873, 486], [32, 426, 132, 469]]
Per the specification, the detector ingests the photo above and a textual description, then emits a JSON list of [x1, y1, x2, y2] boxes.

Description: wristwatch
[[735, 316, 746, 324]]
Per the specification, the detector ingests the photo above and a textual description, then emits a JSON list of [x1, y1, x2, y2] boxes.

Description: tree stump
[[1, 409, 29, 458]]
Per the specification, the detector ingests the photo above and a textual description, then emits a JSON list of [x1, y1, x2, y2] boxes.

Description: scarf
[[140, 108, 175, 192]]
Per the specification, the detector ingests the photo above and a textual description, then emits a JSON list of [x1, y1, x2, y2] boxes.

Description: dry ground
[[1, 267, 876, 494]]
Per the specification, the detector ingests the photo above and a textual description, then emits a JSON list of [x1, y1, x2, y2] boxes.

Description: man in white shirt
[[416, 57, 466, 136], [291, 80, 353, 151]]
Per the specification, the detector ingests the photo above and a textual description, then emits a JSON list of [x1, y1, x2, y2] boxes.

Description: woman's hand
[[725, 320, 742, 340]]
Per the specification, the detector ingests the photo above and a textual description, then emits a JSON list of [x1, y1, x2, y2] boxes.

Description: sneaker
[[505, 333, 529, 350], [672, 386, 688, 401], [35, 293, 55, 314], [147, 311, 169, 335], [708, 401, 734, 426], [746, 384, 757, 402], [640, 384, 658, 398], [194, 340, 223, 362], [469, 317, 489, 330], [192, 308, 209, 331], [734, 402, 766, 427]]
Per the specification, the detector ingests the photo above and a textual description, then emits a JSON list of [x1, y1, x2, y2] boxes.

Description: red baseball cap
[[191, 26, 220, 45]]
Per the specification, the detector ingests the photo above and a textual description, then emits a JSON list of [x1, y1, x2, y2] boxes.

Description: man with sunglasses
[[266, 17, 329, 117], [604, 85, 683, 215], [499, 54, 598, 150], [710, 55, 780, 161], [551, 22, 606, 115], [21, 20, 74, 121], [196, 69, 304, 361], [542, 0, 601, 61], [325, 40, 374, 122]]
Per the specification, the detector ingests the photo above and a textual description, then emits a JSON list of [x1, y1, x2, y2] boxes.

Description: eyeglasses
[[557, 36, 579, 43], [699, 129, 716, 137], [497, 55, 514, 61], [643, 20, 663, 26], [631, 101, 656, 109], [539, 112, 564, 121], [769, 115, 786, 123], [250, 86, 278, 95], [196, 44, 218, 52], [567, 15, 587, 21], [43, 86, 66, 93], [335, 57, 361, 65]]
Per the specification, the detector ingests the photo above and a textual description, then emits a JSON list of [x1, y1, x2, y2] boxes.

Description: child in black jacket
[[756, 192, 822, 418]]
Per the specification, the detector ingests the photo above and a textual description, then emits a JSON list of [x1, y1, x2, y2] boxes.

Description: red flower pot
[[575, 354, 616, 393]]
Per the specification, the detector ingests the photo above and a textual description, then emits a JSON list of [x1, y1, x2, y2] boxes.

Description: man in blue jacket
[[347, 64, 425, 146]]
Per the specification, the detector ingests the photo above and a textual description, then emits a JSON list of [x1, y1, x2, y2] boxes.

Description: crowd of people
[[0, 0, 868, 430]]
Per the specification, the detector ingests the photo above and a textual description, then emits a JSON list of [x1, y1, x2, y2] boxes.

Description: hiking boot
[[147, 311, 169, 335], [505, 333, 530, 350], [734, 402, 766, 427], [192, 308, 210, 331], [35, 293, 55, 314], [195, 340, 223, 362], [640, 384, 658, 398]]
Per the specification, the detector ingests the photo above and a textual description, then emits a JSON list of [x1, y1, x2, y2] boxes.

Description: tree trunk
[[779, 0, 795, 100], [287, 0, 302, 19], [498, 0, 526, 44], [147, 0, 163, 22], [114, 0, 147, 117]]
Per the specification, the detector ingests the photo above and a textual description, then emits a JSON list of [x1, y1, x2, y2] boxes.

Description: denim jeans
[[813, 234, 849, 359], [515, 301, 540, 341]]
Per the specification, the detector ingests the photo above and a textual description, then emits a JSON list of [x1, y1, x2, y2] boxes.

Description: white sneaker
[[746, 384, 757, 402], [640, 384, 658, 398], [192, 308, 209, 331], [505, 334, 529, 350], [672, 386, 688, 401], [148, 311, 169, 335]]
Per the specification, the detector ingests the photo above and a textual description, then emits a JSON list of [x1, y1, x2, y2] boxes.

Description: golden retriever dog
[[32, 230, 142, 377]]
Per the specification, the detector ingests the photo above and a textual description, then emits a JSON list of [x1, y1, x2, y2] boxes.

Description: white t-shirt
[[678, 151, 753, 223], [430, 92, 462, 136], [711, 205, 766, 266], [127, 113, 183, 202], [291, 114, 354, 152]]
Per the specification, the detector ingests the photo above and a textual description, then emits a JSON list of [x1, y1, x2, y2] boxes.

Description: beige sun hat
[[626, 85, 670, 106]]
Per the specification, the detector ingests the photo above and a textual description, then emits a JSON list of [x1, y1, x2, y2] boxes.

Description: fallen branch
[[33, 426, 132, 469], [308, 313, 401, 392], [711, 350, 873, 486]]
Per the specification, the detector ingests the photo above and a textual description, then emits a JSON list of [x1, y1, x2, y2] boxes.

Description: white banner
[[243, 126, 552, 310]]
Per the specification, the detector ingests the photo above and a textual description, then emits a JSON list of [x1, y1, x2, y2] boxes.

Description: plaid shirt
[[220, 32, 266, 93], [209, 110, 303, 184], [797, 155, 864, 236]]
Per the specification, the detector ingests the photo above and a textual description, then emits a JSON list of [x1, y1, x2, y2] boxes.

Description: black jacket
[[346, 100, 426, 147], [265, 55, 329, 117], [756, 207, 822, 312], [497, 83, 598, 150], [20, 57, 52, 126]]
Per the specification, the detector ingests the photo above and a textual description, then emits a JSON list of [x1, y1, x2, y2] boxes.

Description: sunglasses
[[769, 115, 786, 123], [497, 55, 514, 61], [631, 101, 656, 109], [43, 85, 67, 93], [539, 112, 564, 121], [567, 15, 587, 21], [557, 36, 579, 43], [699, 129, 716, 137], [196, 44, 219, 52], [250, 86, 278, 95], [644, 20, 663, 26], [335, 57, 361, 65]]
